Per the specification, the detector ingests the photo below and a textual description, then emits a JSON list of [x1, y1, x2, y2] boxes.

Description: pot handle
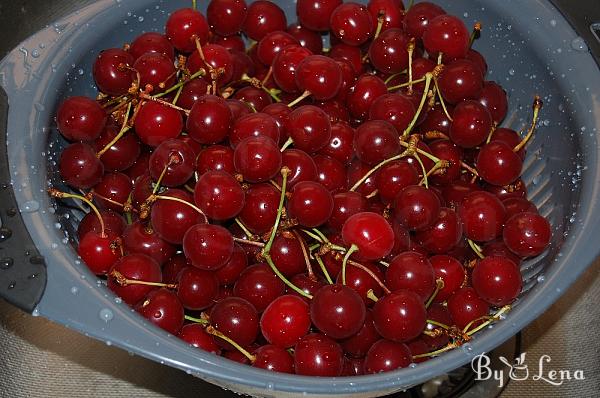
[[552, 0, 600, 63], [0, 86, 47, 313]]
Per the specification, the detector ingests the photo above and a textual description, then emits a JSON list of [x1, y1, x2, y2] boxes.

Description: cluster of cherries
[[51, 0, 552, 377]]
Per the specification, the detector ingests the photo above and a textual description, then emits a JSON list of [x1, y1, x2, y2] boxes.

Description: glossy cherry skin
[[165, 8, 209, 53], [274, 149, 318, 189], [313, 154, 347, 193], [177, 79, 210, 111], [415, 207, 463, 254], [94, 124, 141, 172], [459, 191, 507, 242], [242, 0, 287, 41], [257, 30, 299, 66], [133, 52, 176, 93], [372, 289, 427, 342], [423, 15, 470, 59], [482, 239, 522, 267], [194, 170, 245, 221], [353, 120, 400, 166], [148, 139, 195, 187], [196, 145, 235, 175], [151, 189, 205, 244], [340, 310, 381, 358], [162, 254, 190, 285], [93, 48, 135, 96], [363, 339, 412, 374], [369, 93, 416, 134], [93, 172, 132, 211], [294, 333, 344, 376], [330, 43, 363, 76], [123, 221, 176, 266], [77, 209, 126, 240], [129, 32, 175, 61], [311, 284, 366, 339], [59, 143, 104, 189], [449, 100, 493, 148], [503, 212, 551, 258], [346, 74, 388, 120], [367, 0, 405, 31], [428, 254, 465, 302], [179, 324, 221, 355], [215, 244, 248, 285], [477, 141, 522, 186], [438, 59, 484, 104], [78, 231, 121, 276], [238, 183, 280, 235], [295, 55, 343, 100], [260, 295, 311, 348], [472, 255, 522, 306], [210, 297, 259, 349], [403, 1, 446, 39], [207, 0, 248, 36], [234, 86, 273, 112], [328, 191, 368, 231], [253, 345, 295, 373], [234, 136, 282, 183], [319, 122, 355, 165], [369, 28, 410, 75], [230, 112, 280, 148], [393, 185, 441, 231], [134, 101, 183, 147], [373, 160, 418, 205], [420, 104, 453, 136], [330, 2, 374, 46], [107, 253, 162, 305], [490, 128, 526, 160], [447, 287, 490, 330], [342, 212, 395, 261], [502, 197, 538, 219], [234, 263, 285, 313], [478, 81, 508, 124], [286, 23, 323, 53], [186, 95, 233, 145], [289, 274, 326, 302], [183, 224, 234, 271], [287, 181, 334, 227], [336, 261, 385, 305], [188, 44, 235, 86], [57, 96, 107, 142], [427, 139, 463, 186], [285, 105, 332, 153], [296, 0, 341, 31], [386, 252, 435, 301], [272, 45, 313, 94], [136, 288, 184, 335], [441, 179, 478, 210], [175, 266, 219, 311]]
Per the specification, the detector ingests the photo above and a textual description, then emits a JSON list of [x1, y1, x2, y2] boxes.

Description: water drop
[[409, 363, 417, 369], [570, 37, 588, 52], [114, 297, 122, 304], [461, 343, 473, 354], [70, 286, 79, 295], [21, 200, 40, 213], [266, 383, 274, 390], [51, 242, 58, 249], [537, 275, 545, 283], [32, 308, 39, 316], [99, 308, 114, 322], [549, 19, 557, 27], [0, 227, 13, 242], [508, 68, 515, 76], [0, 257, 14, 270], [31, 49, 40, 58], [138, 16, 144, 22], [106, 340, 112, 346]]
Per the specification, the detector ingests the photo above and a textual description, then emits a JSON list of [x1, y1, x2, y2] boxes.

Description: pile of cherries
[[52, 0, 552, 377]]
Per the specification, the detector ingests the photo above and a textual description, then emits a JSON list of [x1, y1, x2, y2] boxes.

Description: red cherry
[[478, 81, 508, 124], [459, 191, 507, 242], [183, 224, 234, 271], [296, 0, 341, 31], [414, 207, 463, 254], [93, 48, 135, 96], [230, 112, 281, 148], [367, 0, 405, 31], [472, 256, 522, 306], [93, 172, 132, 212], [165, 8, 209, 53], [288, 181, 334, 228], [253, 345, 295, 373], [310, 284, 366, 339], [59, 143, 104, 189], [353, 120, 401, 166], [257, 31, 299, 66], [261, 295, 311, 348], [403, 1, 446, 39], [133, 52, 176, 93], [363, 339, 412, 374], [151, 189, 205, 244], [319, 122, 355, 165], [215, 244, 248, 285], [268, 233, 307, 278], [234, 263, 285, 312], [369, 93, 416, 134], [196, 145, 235, 175], [346, 74, 388, 120], [294, 333, 343, 376], [233, 136, 282, 183], [296, 55, 343, 100], [134, 101, 183, 147], [77, 210, 125, 240], [336, 261, 385, 305], [342, 357, 365, 376], [330, 43, 364, 75], [177, 266, 219, 311], [285, 105, 332, 153], [422, 15, 470, 59], [438, 59, 484, 104], [179, 324, 221, 355], [275, 149, 318, 189], [503, 212, 551, 258], [502, 197, 538, 218], [242, 1, 287, 41], [419, 104, 453, 136], [386, 252, 435, 301], [429, 255, 465, 302], [372, 289, 427, 342], [272, 45, 313, 94], [328, 191, 368, 231], [427, 139, 462, 185], [287, 23, 323, 53], [477, 140, 523, 187], [188, 44, 234, 86], [78, 231, 121, 275], [122, 221, 176, 266], [342, 212, 394, 261], [313, 154, 347, 193], [162, 254, 190, 285], [340, 310, 381, 358], [447, 287, 490, 330], [57, 96, 107, 142], [393, 185, 441, 231], [177, 79, 210, 111], [129, 32, 175, 61], [210, 297, 259, 349], [137, 288, 184, 335], [369, 28, 410, 75], [194, 170, 245, 221], [449, 100, 492, 148], [94, 123, 141, 172], [107, 253, 162, 305], [186, 95, 233, 145], [148, 139, 195, 187], [330, 2, 374, 46], [238, 183, 280, 235], [207, 0, 248, 36]]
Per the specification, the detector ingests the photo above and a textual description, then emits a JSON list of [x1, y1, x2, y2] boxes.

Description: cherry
[[345, 74, 388, 120], [288, 181, 334, 228], [210, 297, 259, 349], [165, 8, 209, 53], [466, 48, 488, 77], [228, 98, 253, 121], [78, 231, 121, 275], [263, 103, 292, 141], [311, 284, 366, 339], [353, 120, 400, 165], [57, 96, 107, 142], [438, 59, 484, 104], [177, 79, 210, 111], [441, 179, 478, 210], [257, 31, 299, 66], [183, 224, 234, 270], [215, 244, 248, 285], [270, 234, 307, 277], [232, 86, 273, 111], [386, 252, 435, 301], [502, 197, 538, 218], [367, 0, 405, 31], [472, 256, 522, 306], [429, 255, 465, 302], [369, 93, 416, 134], [390, 221, 411, 256], [342, 212, 394, 261], [151, 189, 205, 244], [347, 159, 379, 196], [485, 178, 527, 201], [133, 52, 176, 93], [340, 310, 381, 358], [94, 123, 141, 172], [207, 0, 248, 36], [238, 183, 280, 235], [363, 340, 412, 374], [294, 333, 344, 376], [369, 28, 410, 75], [319, 122, 355, 165], [234, 263, 285, 313], [447, 287, 490, 330], [289, 274, 325, 301], [414, 207, 463, 254], [242, 1, 287, 41], [123, 221, 176, 266], [77, 209, 126, 240], [194, 170, 245, 221], [459, 191, 507, 242], [134, 101, 183, 147], [313, 154, 347, 193], [230, 112, 280, 148], [422, 303, 453, 349], [253, 345, 295, 373], [393, 185, 441, 231], [148, 139, 195, 187], [287, 23, 323, 54], [423, 15, 470, 59], [130, 174, 154, 209], [477, 141, 522, 187], [296, 55, 343, 100], [285, 105, 332, 153], [59, 143, 104, 189], [129, 32, 175, 61], [428, 139, 462, 185], [343, 357, 365, 376], [296, 0, 341, 31], [490, 128, 526, 160], [93, 172, 132, 212], [273, 149, 317, 189], [162, 254, 190, 285], [449, 100, 492, 148], [186, 95, 233, 145], [330, 43, 364, 75], [188, 44, 234, 86], [336, 261, 385, 305], [137, 288, 184, 335], [196, 145, 235, 175], [212, 34, 246, 52], [330, 2, 374, 46], [179, 324, 221, 355], [328, 191, 368, 231], [419, 104, 453, 136], [403, 1, 446, 39], [373, 160, 418, 205], [107, 253, 162, 305], [372, 289, 427, 342], [272, 45, 313, 94], [176, 266, 219, 311], [503, 212, 551, 258], [93, 48, 135, 96], [478, 81, 508, 124], [260, 294, 311, 348], [233, 136, 282, 183]]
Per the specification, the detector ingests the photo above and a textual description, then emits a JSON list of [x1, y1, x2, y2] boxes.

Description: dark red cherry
[[428, 139, 463, 185], [234, 263, 285, 313], [459, 191, 507, 242], [165, 8, 209, 53], [78, 231, 121, 276], [186, 95, 233, 145], [196, 145, 235, 175], [134, 101, 183, 147], [502, 197, 538, 218], [77, 209, 125, 240], [238, 183, 280, 235], [367, 0, 405, 31], [94, 123, 141, 172], [215, 244, 248, 286], [123, 221, 176, 266], [296, 55, 343, 100], [330, 2, 374, 46], [93, 172, 132, 211], [253, 345, 295, 373], [148, 139, 195, 187], [230, 112, 280, 148], [261, 294, 311, 348], [503, 212, 551, 258], [285, 105, 332, 153], [188, 44, 234, 86], [137, 288, 184, 335], [232, 86, 273, 112], [472, 256, 522, 306], [438, 59, 484, 104], [419, 104, 453, 136], [289, 274, 326, 302], [386, 252, 435, 301], [375, 160, 419, 204], [93, 48, 135, 96], [447, 287, 490, 330], [263, 103, 292, 142], [477, 141, 522, 186], [288, 181, 334, 227], [57, 96, 107, 142], [423, 15, 470, 59], [294, 333, 343, 376], [242, 1, 287, 41], [59, 143, 104, 189], [179, 324, 221, 355], [134, 52, 176, 93], [330, 43, 364, 75], [363, 339, 412, 374], [336, 261, 385, 305], [393, 185, 441, 231], [210, 297, 259, 349], [369, 28, 410, 75], [272, 45, 313, 94], [347, 159, 379, 196], [151, 189, 205, 244], [490, 128, 525, 160], [429, 255, 465, 302], [177, 79, 210, 111], [207, 0, 248, 36], [183, 224, 234, 271], [478, 81, 508, 124], [287, 23, 323, 53], [441, 179, 478, 210], [274, 149, 318, 188], [129, 32, 175, 61], [414, 207, 463, 254], [449, 100, 492, 148], [212, 34, 246, 52], [296, 0, 341, 31], [318, 99, 351, 124], [257, 30, 299, 66], [343, 357, 365, 376], [313, 154, 347, 193], [372, 289, 427, 342], [311, 284, 366, 339], [270, 234, 307, 277], [342, 212, 394, 261], [162, 254, 190, 285], [403, 1, 445, 39], [319, 122, 355, 165], [233, 136, 282, 183], [346, 74, 388, 120], [482, 239, 522, 266], [390, 221, 411, 256], [194, 170, 245, 221], [107, 253, 162, 305], [340, 310, 381, 358], [369, 93, 416, 134], [328, 191, 368, 231], [353, 120, 400, 165]]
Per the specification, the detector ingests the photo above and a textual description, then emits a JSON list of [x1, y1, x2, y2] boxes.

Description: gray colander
[[0, 0, 599, 397]]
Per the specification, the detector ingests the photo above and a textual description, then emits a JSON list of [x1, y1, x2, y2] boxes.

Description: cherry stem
[[311, 228, 329, 243], [314, 255, 334, 285], [155, 69, 206, 99], [467, 239, 485, 260], [293, 230, 315, 280], [398, 140, 441, 163], [387, 76, 427, 92], [420, 160, 449, 186], [469, 22, 482, 47], [414, 153, 429, 188], [172, 84, 184, 105], [465, 305, 511, 336], [280, 137, 294, 152], [384, 70, 407, 85], [412, 343, 458, 359], [139, 93, 191, 115], [433, 79, 453, 123], [301, 228, 325, 243], [485, 123, 497, 144], [110, 269, 177, 289], [406, 0, 414, 10], [348, 260, 391, 294], [49, 188, 105, 237], [437, 52, 443, 65], [427, 319, 451, 330], [366, 289, 379, 302], [184, 314, 208, 325], [407, 39, 415, 95], [235, 218, 256, 240], [97, 102, 132, 158], [366, 189, 379, 199], [233, 237, 265, 247], [402, 72, 433, 138], [261, 66, 273, 87], [154, 195, 209, 223], [191, 0, 197, 10], [425, 278, 445, 308], [341, 244, 359, 286], [287, 90, 311, 108], [152, 159, 173, 195], [373, 10, 386, 41], [92, 191, 126, 210], [206, 326, 256, 363], [513, 96, 543, 153]]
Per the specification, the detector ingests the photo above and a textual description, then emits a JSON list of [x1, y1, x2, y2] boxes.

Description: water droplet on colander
[[106, 340, 112, 346], [99, 308, 114, 322], [32, 308, 39, 316], [31, 49, 40, 58], [70, 286, 79, 295], [21, 200, 40, 213], [537, 275, 545, 283], [508, 68, 515, 76], [549, 19, 557, 27], [51, 242, 58, 249], [114, 297, 122, 304], [409, 363, 417, 369], [138, 16, 144, 22], [0, 257, 14, 270], [570, 37, 588, 52], [0, 227, 13, 242], [461, 343, 473, 354]]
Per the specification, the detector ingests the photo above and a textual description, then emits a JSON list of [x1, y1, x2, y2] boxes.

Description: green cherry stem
[[425, 278, 445, 308], [414, 153, 429, 188], [402, 72, 433, 139], [314, 255, 334, 285], [465, 305, 511, 336], [469, 22, 482, 47], [49, 188, 106, 237], [287, 90, 311, 108], [97, 102, 132, 158], [184, 314, 208, 324], [235, 218, 258, 240], [341, 244, 359, 285], [280, 137, 294, 152], [467, 239, 485, 260], [387, 75, 427, 92], [433, 76, 453, 121], [154, 69, 205, 98], [513, 96, 543, 153], [206, 326, 256, 362]]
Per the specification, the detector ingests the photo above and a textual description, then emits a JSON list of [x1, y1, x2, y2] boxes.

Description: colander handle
[[0, 86, 47, 313]]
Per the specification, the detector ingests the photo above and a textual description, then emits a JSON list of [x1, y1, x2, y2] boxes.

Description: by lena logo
[[471, 352, 585, 387]]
